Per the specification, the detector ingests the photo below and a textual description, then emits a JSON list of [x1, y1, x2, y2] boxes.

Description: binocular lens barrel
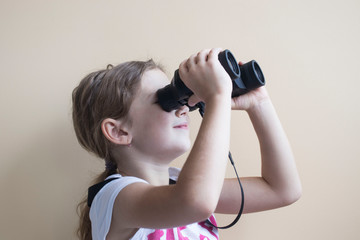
[[156, 50, 265, 112], [218, 50, 241, 80]]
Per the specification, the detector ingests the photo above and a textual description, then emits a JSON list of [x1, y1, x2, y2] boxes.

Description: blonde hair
[[72, 59, 161, 240]]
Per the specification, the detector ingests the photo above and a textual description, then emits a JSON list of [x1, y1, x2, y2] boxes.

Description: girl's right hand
[[178, 48, 232, 106]]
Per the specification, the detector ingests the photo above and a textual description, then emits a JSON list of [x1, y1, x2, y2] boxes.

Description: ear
[[101, 118, 132, 145]]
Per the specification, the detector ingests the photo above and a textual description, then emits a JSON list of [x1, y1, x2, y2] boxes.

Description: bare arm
[[216, 87, 302, 214], [111, 49, 233, 231]]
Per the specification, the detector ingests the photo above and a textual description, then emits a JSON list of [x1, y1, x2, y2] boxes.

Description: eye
[[152, 93, 159, 104]]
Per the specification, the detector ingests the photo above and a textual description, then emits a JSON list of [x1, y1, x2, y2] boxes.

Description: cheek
[[147, 115, 172, 138], [132, 111, 172, 139]]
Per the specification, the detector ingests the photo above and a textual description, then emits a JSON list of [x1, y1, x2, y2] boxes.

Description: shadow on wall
[[0, 120, 102, 240]]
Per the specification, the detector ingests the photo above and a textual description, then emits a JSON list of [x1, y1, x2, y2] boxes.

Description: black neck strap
[[197, 102, 245, 229]]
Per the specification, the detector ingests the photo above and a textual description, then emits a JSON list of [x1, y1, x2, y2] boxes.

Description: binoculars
[[156, 49, 265, 112]]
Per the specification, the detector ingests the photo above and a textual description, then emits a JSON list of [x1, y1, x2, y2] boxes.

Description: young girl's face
[[126, 69, 191, 162]]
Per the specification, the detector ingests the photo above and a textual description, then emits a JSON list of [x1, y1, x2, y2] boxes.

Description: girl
[[72, 48, 301, 240]]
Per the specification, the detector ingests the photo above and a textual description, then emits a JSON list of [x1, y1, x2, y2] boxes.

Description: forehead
[[140, 69, 170, 95], [127, 69, 169, 120]]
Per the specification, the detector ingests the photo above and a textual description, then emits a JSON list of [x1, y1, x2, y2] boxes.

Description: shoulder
[[91, 174, 148, 212], [89, 174, 148, 239]]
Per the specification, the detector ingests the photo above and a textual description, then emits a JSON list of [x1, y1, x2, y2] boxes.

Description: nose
[[175, 105, 189, 117]]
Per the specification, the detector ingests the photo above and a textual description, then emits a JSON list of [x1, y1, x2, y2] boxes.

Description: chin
[[170, 142, 191, 158], [180, 140, 191, 152]]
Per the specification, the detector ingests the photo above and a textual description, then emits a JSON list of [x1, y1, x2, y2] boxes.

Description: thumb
[[187, 94, 201, 107]]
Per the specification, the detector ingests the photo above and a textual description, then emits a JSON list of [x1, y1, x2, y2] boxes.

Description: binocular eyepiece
[[156, 49, 265, 112]]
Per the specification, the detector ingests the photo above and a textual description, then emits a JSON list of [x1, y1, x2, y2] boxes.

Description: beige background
[[1, 0, 359, 239]]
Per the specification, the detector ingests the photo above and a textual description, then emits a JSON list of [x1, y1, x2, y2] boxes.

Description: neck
[[113, 149, 172, 186]]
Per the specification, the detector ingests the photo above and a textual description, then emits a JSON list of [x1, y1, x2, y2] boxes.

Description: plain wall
[[1, 0, 359, 239]]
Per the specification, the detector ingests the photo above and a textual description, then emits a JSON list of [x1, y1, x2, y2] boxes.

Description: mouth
[[173, 123, 189, 129]]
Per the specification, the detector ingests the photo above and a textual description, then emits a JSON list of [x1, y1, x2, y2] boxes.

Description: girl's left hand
[[231, 61, 270, 111], [189, 60, 270, 110], [231, 86, 269, 111], [189, 83, 270, 111]]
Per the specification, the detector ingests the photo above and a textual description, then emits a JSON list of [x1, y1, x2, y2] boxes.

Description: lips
[[173, 122, 188, 129]]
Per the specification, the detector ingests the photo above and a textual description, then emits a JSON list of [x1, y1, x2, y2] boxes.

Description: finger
[[187, 94, 202, 107], [179, 59, 189, 72], [178, 59, 189, 81], [207, 48, 222, 61], [238, 61, 244, 66], [196, 49, 211, 64], [187, 53, 197, 69]]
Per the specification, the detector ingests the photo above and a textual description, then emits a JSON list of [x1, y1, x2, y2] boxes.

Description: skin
[[101, 48, 302, 240]]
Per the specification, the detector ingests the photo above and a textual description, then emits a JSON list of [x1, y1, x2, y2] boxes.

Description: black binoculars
[[156, 49, 265, 112]]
